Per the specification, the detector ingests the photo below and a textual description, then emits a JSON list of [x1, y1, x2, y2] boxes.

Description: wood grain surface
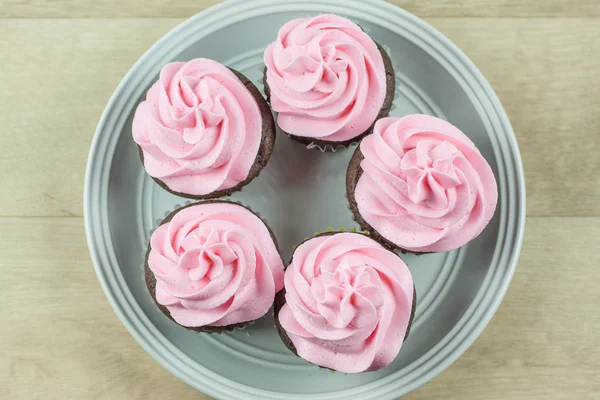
[[2, 0, 600, 18], [0, 1, 598, 399]]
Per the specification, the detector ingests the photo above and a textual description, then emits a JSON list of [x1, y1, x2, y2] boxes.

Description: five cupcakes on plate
[[133, 13, 499, 373]]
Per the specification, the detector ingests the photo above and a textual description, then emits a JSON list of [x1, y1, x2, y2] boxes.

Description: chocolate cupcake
[[263, 14, 394, 150], [145, 201, 284, 333], [274, 232, 415, 373], [133, 58, 275, 199], [347, 114, 498, 254]]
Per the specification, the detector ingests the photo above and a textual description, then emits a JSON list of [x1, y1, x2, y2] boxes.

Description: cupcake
[[346, 115, 498, 254], [133, 58, 275, 199], [274, 232, 415, 373], [263, 14, 394, 149], [145, 201, 284, 333]]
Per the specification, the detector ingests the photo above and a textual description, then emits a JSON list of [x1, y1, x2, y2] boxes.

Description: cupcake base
[[273, 231, 417, 371], [138, 68, 276, 200], [264, 42, 395, 151], [144, 200, 282, 333]]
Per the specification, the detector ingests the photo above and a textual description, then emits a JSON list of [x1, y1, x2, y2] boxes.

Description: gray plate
[[84, 1, 525, 399]]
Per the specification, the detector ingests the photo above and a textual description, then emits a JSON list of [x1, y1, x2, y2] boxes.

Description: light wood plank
[[2, 0, 600, 19], [1, 18, 599, 217], [0, 0, 220, 18], [0, 217, 598, 399], [0, 19, 180, 217]]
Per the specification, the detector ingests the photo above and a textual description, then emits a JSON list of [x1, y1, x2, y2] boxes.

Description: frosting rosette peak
[[276, 232, 414, 373], [146, 201, 284, 329], [264, 14, 391, 143], [133, 58, 273, 198], [349, 114, 498, 253]]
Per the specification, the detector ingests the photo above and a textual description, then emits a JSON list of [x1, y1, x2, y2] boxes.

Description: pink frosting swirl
[[264, 14, 387, 142], [278, 233, 414, 373], [148, 202, 284, 327], [354, 115, 498, 253], [132, 58, 262, 196]]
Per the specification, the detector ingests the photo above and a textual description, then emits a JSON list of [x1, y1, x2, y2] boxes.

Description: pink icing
[[132, 58, 262, 196], [148, 202, 284, 327], [355, 115, 498, 253], [278, 233, 414, 373], [264, 14, 387, 142]]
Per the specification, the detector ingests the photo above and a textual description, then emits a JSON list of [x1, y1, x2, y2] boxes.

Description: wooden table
[[1, 0, 599, 398]]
